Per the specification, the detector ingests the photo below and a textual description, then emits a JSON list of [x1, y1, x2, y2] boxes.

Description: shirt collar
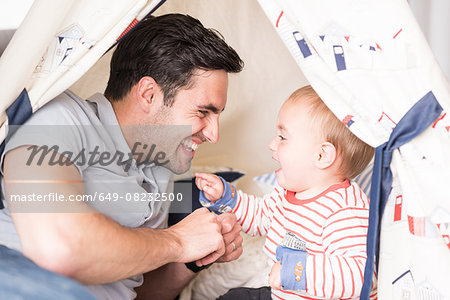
[[86, 93, 133, 165], [285, 180, 350, 205]]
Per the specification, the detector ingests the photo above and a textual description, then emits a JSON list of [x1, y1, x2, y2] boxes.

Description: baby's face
[[268, 100, 321, 192]]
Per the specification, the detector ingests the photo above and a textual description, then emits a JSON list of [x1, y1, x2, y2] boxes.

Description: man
[[0, 14, 244, 299]]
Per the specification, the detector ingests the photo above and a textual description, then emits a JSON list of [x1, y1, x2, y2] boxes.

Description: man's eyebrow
[[197, 104, 224, 114]]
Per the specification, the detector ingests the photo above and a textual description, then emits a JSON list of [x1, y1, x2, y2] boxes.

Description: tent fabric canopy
[[0, 0, 165, 159], [0, 0, 449, 298]]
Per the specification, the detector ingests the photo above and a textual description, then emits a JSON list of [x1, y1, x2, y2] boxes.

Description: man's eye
[[199, 110, 208, 117]]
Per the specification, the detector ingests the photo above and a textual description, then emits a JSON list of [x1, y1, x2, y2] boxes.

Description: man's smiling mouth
[[181, 139, 199, 152]]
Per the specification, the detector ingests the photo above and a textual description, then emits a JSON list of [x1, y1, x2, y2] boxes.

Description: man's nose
[[204, 116, 219, 144]]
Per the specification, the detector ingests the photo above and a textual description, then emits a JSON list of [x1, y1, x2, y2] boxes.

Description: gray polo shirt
[[0, 90, 174, 299]]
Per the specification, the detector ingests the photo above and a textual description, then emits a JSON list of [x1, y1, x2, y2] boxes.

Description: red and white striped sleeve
[[231, 187, 283, 236], [305, 198, 369, 298]]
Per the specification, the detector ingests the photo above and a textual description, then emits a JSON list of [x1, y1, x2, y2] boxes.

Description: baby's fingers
[[195, 176, 206, 190], [195, 173, 220, 185]]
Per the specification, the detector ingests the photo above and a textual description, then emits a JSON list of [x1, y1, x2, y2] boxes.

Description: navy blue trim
[[293, 31, 312, 58], [0, 89, 33, 209], [361, 91, 443, 299], [392, 270, 412, 285], [4, 89, 33, 126], [334, 45, 346, 71]]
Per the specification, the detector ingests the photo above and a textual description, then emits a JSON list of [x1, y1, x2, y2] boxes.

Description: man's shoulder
[[26, 90, 98, 126], [47, 90, 85, 108], [3, 91, 102, 158]]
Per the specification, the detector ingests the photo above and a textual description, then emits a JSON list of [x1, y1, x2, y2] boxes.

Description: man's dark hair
[[104, 14, 243, 106]]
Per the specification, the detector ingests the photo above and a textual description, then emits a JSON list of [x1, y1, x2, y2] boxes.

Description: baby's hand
[[268, 261, 282, 290], [195, 173, 224, 202]]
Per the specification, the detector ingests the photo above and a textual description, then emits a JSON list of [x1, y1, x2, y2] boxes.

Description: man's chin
[[166, 146, 195, 174], [165, 159, 193, 175]]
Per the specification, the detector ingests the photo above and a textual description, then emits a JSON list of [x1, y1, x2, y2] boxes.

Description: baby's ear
[[315, 142, 337, 169]]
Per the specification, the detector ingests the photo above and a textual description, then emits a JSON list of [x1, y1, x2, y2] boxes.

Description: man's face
[[144, 69, 228, 174]]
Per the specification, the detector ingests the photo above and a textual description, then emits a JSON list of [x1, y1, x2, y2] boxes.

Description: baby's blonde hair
[[288, 85, 374, 179]]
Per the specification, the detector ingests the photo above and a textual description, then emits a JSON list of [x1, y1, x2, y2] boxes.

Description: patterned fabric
[[0, 0, 166, 159]]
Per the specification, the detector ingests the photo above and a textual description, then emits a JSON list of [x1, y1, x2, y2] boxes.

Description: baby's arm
[[195, 173, 278, 236], [195, 172, 238, 214], [310, 207, 369, 298], [273, 207, 369, 299]]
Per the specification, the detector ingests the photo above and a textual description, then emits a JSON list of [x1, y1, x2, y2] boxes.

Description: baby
[[196, 85, 377, 299]]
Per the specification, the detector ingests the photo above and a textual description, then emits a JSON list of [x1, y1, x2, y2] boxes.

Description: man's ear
[[135, 76, 159, 113], [315, 142, 337, 169]]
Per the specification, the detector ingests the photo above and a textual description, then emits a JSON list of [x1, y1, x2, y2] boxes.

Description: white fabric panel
[[0, 0, 34, 30], [0, 0, 163, 147], [0, 30, 16, 56], [258, 0, 450, 298], [258, 0, 450, 148], [0, 0, 75, 137], [410, 0, 450, 80]]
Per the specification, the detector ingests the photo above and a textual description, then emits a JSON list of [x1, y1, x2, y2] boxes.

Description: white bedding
[[180, 234, 270, 300]]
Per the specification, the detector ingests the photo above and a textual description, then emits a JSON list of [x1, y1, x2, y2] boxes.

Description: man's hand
[[168, 207, 225, 264], [195, 173, 224, 201], [269, 261, 282, 290], [215, 213, 243, 263], [195, 212, 243, 266]]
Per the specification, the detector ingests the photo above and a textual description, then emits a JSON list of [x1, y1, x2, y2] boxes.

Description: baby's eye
[[278, 135, 286, 140]]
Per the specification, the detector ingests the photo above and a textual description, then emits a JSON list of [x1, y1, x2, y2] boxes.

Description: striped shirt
[[231, 180, 377, 299]]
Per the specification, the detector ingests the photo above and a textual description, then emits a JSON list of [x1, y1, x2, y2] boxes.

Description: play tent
[[0, 0, 449, 299]]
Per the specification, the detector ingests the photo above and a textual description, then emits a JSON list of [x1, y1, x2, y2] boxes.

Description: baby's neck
[[295, 174, 347, 200]]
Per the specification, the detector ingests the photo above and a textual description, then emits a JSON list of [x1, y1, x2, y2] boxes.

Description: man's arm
[[135, 263, 195, 300], [135, 213, 244, 300], [4, 146, 225, 285]]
